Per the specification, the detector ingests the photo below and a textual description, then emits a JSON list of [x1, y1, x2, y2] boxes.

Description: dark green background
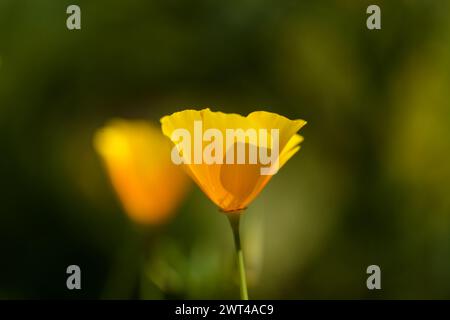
[[1, 0, 450, 299]]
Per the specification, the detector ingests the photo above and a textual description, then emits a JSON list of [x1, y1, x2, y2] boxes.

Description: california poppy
[[94, 119, 190, 225], [161, 108, 306, 299]]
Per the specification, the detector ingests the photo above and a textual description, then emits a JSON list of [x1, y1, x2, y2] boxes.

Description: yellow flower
[[94, 119, 190, 224], [160, 109, 306, 213]]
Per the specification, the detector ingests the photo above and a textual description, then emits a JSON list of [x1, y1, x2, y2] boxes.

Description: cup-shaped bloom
[[160, 109, 306, 213], [94, 119, 190, 224]]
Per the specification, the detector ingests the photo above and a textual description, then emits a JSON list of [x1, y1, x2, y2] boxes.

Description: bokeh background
[[1, 0, 450, 299]]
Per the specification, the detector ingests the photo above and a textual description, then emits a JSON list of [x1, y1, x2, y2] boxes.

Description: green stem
[[227, 214, 249, 300]]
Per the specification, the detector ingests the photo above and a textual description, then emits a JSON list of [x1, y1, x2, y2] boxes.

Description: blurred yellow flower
[[94, 119, 190, 224], [161, 109, 306, 213]]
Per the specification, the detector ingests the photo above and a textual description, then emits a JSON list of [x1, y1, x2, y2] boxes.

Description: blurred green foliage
[[1, 0, 450, 299]]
